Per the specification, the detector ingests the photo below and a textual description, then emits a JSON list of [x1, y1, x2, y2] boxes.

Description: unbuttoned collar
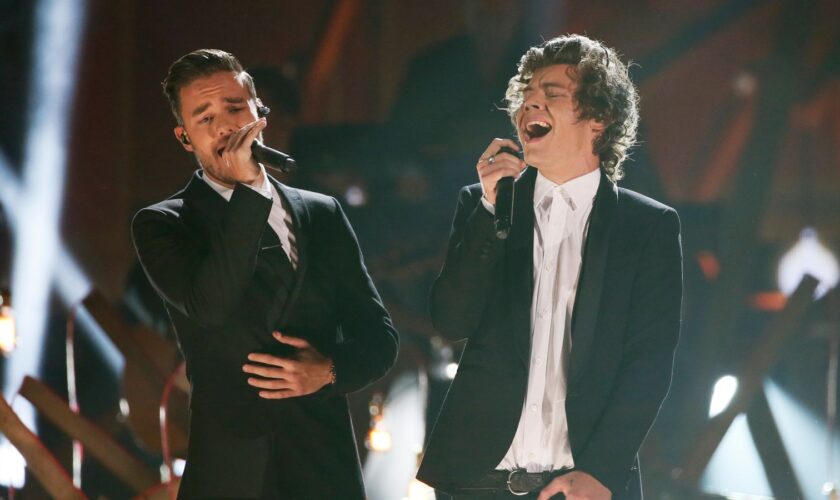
[[534, 168, 601, 213]]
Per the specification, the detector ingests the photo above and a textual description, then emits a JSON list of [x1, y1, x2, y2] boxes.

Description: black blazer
[[132, 171, 398, 499], [417, 167, 682, 498]]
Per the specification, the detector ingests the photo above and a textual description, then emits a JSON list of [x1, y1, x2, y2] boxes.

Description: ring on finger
[[487, 155, 496, 165]]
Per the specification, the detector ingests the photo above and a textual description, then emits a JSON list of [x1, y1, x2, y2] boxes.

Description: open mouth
[[524, 120, 552, 142]]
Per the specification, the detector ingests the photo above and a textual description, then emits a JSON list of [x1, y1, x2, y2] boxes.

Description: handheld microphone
[[494, 146, 520, 239], [251, 140, 298, 173]]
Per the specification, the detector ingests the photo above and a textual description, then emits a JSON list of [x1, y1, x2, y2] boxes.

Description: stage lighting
[[404, 477, 435, 500], [709, 375, 738, 418], [366, 392, 393, 452], [344, 185, 367, 207], [367, 423, 393, 452], [445, 362, 458, 379], [0, 293, 16, 355], [1, 0, 87, 487], [777, 227, 839, 300]]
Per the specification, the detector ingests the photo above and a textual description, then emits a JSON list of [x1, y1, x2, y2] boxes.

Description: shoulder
[[132, 196, 186, 226], [458, 183, 484, 205], [281, 185, 341, 214], [616, 186, 679, 221], [290, 186, 338, 208]]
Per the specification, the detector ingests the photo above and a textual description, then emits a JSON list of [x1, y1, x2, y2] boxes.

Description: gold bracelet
[[328, 362, 337, 385]]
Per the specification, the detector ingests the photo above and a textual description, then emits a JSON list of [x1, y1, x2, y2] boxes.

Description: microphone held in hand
[[251, 140, 298, 173], [494, 146, 520, 239]]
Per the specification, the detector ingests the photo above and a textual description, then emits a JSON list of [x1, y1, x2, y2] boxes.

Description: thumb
[[273, 331, 310, 349]]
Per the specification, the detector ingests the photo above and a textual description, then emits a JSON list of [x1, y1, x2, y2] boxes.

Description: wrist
[[325, 360, 336, 386], [243, 167, 264, 187]]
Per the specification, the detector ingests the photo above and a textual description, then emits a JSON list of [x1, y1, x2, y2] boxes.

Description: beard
[[193, 151, 237, 187]]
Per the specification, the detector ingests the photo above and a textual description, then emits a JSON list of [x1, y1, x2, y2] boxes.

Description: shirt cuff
[[480, 196, 496, 215]]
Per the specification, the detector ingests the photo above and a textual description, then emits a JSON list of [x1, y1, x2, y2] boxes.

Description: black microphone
[[494, 146, 520, 239], [251, 140, 298, 173]]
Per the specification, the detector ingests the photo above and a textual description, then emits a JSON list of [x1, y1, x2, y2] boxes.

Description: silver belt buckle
[[506, 469, 530, 496]]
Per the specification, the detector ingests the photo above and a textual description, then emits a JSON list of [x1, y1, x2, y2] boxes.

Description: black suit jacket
[[417, 167, 682, 498], [132, 171, 399, 499]]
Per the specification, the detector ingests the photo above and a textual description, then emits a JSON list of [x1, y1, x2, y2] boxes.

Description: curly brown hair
[[505, 34, 639, 181]]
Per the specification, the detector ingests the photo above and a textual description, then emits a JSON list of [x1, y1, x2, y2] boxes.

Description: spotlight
[[709, 375, 738, 418], [344, 185, 367, 207], [366, 392, 392, 452], [777, 227, 839, 300], [0, 292, 16, 355]]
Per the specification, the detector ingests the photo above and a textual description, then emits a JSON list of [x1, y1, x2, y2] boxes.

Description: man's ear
[[591, 120, 606, 135], [174, 126, 194, 152]]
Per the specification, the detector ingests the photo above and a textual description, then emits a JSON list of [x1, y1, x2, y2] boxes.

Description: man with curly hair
[[418, 34, 683, 500]]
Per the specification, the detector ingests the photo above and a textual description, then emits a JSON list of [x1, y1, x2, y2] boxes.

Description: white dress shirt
[[202, 166, 298, 268], [496, 168, 601, 472]]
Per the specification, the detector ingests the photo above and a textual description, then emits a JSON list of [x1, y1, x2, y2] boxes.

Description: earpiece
[[180, 132, 191, 145], [257, 104, 271, 118]]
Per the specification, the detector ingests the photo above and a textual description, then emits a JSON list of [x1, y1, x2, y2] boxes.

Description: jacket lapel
[[568, 174, 617, 388], [267, 177, 310, 326], [505, 167, 537, 367], [181, 170, 229, 229]]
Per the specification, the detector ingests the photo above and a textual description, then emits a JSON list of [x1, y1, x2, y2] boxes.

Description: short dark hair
[[162, 49, 257, 124], [505, 34, 640, 181]]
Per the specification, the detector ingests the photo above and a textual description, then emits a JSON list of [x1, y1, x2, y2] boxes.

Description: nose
[[523, 96, 544, 111], [214, 114, 237, 138]]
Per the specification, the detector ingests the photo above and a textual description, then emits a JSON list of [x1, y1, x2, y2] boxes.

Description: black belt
[[458, 468, 570, 495]]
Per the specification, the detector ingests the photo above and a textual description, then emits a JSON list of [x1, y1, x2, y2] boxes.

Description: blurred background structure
[[1, 0, 839, 498]]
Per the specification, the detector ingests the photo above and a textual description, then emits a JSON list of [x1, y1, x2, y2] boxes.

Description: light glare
[[709, 375, 738, 418]]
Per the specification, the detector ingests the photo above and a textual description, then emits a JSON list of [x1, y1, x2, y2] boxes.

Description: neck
[[537, 156, 600, 185], [201, 168, 239, 190]]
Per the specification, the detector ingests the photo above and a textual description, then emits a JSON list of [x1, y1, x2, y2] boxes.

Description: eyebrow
[[523, 82, 571, 93], [190, 97, 248, 117]]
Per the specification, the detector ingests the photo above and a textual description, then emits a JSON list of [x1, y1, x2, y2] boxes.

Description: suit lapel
[[568, 174, 617, 388], [182, 170, 229, 229], [505, 167, 537, 367], [268, 177, 310, 326]]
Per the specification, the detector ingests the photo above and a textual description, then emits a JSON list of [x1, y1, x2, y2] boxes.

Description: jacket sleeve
[[429, 186, 506, 341], [574, 208, 683, 495], [328, 198, 399, 394], [131, 185, 272, 329]]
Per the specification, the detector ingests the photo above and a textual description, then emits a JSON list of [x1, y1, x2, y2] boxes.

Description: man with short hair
[[132, 49, 398, 499], [418, 35, 683, 500]]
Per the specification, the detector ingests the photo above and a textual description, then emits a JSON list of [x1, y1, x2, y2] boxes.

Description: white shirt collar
[[534, 168, 601, 212], [201, 164, 271, 202]]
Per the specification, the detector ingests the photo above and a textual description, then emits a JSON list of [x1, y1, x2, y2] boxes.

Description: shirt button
[[529, 404, 538, 413]]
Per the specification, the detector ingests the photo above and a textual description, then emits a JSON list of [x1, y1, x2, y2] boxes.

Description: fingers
[[242, 362, 286, 379], [271, 331, 311, 349], [537, 477, 569, 500], [478, 137, 520, 161], [246, 352, 290, 367], [476, 138, 525, 204], [247, 376, 290, 390], [257, 389, 295, 399], [226, 117, 266, 152]]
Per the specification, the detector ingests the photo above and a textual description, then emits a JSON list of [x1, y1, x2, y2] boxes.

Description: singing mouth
[[523, 120, 552, 142]]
